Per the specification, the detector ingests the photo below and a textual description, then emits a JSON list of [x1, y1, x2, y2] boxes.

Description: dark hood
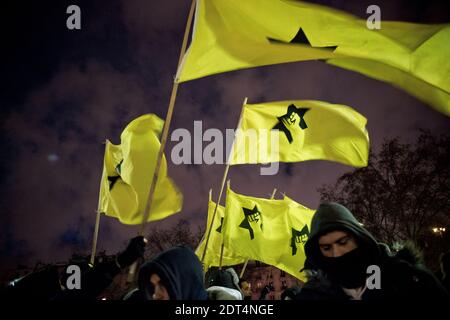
[[304, 202, 381, 269], [138, 246, 207, 300]]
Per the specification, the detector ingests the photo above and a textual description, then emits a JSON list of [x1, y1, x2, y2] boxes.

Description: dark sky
[[1, 0, 449, 271]]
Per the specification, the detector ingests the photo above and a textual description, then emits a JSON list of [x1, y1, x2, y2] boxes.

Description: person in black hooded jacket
[[138, 246, 208, 300], [295, 202, 449, 301]]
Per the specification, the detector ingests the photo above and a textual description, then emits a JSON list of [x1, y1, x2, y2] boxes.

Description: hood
[[206, 286, 243, 300], [225, 268, 242, 293], [138, 246, 207, 300], [206, 267, 241, 293], [304, 202, 380, 269]]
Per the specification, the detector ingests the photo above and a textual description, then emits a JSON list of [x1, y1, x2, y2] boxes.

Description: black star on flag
[[107, 159, 123, 190], [239, 205, 262, 240], [290, 225, 310, 256], [216, 217, 224, 233], [267, 27, 337, 52], [272, 104, 310, 143]]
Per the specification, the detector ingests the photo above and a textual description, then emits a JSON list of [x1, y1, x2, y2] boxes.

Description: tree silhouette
[[144, 219, 203, 259], [319, 131, 450, 264]]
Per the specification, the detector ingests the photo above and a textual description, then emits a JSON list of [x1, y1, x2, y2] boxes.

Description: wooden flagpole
[[127, 0, 197, 281], [89, 210, 102, 266], [201, 97, 248, 264], [90, 154, 107, 266]]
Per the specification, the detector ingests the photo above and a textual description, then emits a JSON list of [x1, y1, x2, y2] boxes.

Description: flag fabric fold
[[98, 114, 183, 225]]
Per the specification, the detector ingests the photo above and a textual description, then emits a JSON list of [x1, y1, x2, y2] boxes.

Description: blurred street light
[[432, 227, 446, 235]]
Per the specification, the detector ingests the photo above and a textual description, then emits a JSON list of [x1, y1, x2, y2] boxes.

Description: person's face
[[150, 274, 170, 300], [318, 230, 358, 258], [241, 281, 252, 296]]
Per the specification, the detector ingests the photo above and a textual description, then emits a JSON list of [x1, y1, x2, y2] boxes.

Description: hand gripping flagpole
[[201, 97, 248, 265], [127, 0, 197, 281], [238, 188, 277, 278]]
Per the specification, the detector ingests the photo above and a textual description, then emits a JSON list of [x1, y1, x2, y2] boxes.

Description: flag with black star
[[230, 100, 369, 168], [176, 0, 449, 116], [98, 114, 183, 225], [222, 186, 315, 281], [195, 198, 245, 268]]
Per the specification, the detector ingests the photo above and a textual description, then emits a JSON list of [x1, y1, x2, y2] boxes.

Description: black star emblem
[[216, 217, 224, 233], [272, 104, 309, 143], [107, 159, 123, 190], [267, 27, 337, 52], [290, 225, 310, 256], [239, 205, 262, 240]]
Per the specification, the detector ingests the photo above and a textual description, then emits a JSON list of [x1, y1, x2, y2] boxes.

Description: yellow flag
[[176, 0, 449, 115], [195, 194, 245, 268], [222, 186, 314, 281], [327, 57, 450, 116], [230, 100, 369, 167], [175, 0, 341, 83], [278, 195, 315, 280], [98, 114, 183, 225]]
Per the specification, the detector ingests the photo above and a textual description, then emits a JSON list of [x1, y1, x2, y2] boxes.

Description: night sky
[[1, 0, 449, 272]]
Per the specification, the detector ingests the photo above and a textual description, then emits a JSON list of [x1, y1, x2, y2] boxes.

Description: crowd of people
[[3, 202, 449, 301]]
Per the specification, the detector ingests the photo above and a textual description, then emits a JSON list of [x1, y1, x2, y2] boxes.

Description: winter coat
[[205, 267, 243, 299], [206, 286, 242, 300], [296, 202, 449, 301]]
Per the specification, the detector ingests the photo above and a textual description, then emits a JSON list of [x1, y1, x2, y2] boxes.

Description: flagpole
[[194, 188, 213, 256], [236, 188, 277, 278], [89, 210, 102, 266], [270, 188, 278, 199], [201, 97, 248, 264], [127, 0, 197, 280], [239, 259, 249, 278], [90, 162, 106, 267], [138, 0, 196, 235]]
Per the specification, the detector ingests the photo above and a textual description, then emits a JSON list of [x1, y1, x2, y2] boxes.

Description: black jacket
[[297, 202, 449, 300], [54, 260, 122, 300]]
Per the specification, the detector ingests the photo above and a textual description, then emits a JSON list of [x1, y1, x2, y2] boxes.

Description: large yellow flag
[[176, 0, 449, 115], [98, 114, 183, 225], [222, 186, 314, 281], [195, 193, 246, 268], [326, 57, 450, 116], [176, 0, 341, 83], [230, 100, 369, 167]]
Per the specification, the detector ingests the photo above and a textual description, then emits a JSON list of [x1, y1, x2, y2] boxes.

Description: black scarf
[[321, 247, 372, 289]]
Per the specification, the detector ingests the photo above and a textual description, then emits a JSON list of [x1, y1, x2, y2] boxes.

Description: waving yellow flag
[[195, 193, 245, 269], [278, 195, 315, 279], [98, 114, 183, 225], [230, 100, 369, 167], [176, 0, 340, 83], [222, 186, 314, 280], [176, 0, 449, 115]]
